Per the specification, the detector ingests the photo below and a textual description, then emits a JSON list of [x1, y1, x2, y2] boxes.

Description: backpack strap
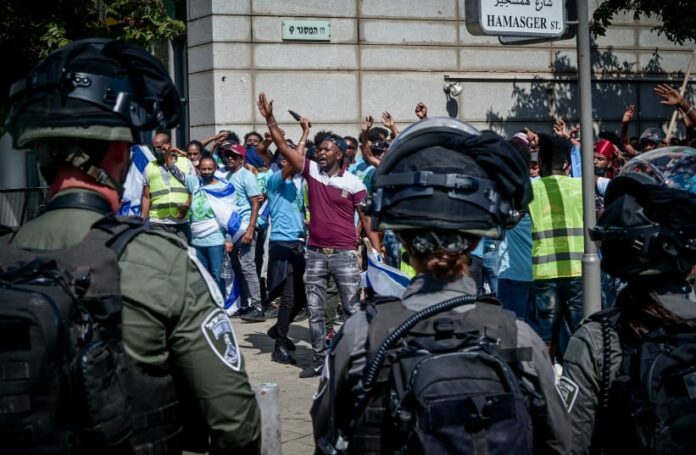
[[90, 215, 149, 258]]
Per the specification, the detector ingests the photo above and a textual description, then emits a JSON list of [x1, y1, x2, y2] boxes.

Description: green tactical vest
[[145, 158, 191, 221], [528, 175, 584, 280]]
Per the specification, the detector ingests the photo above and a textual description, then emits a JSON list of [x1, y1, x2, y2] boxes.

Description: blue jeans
[[497, 279, 533, 321], [304, 247, 361, 358], [530, 277, 583, 358], [383, 230, 402, 269], [195, 244, 226, 296], [482, 267, 498, 294]]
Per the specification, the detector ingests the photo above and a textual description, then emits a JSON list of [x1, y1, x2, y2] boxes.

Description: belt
[[308, 246, 352, 255]]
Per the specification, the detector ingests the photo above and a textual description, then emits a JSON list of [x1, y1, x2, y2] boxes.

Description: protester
[[141, 132, 195, 242], [527, 134, 584, 361], [186, 139, 204, 169], [219, 143, 265, 321], [258, 92, 381, 378], [185, 156, 229, 294]]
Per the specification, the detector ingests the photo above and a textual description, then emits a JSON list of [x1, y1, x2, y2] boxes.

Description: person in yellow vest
[[141, 132, 195, 242], [527, 133, 584, 361]]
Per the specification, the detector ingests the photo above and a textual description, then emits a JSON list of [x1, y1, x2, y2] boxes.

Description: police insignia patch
[[202, 309, 241, 371], [556, 376, 579, 412]]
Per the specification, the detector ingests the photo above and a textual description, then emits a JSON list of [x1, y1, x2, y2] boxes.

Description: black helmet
[[639, 127, 666, 149], [6, 38, 181, 148], [368, 117, 532, 239], [590, 147, 696, 281]]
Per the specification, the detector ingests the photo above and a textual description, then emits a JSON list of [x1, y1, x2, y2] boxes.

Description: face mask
[[594, 166, 606, 177], [201, 173, 215, 183]]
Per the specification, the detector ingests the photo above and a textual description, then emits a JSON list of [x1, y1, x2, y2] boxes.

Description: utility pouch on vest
[[73, 337, 133, 446]]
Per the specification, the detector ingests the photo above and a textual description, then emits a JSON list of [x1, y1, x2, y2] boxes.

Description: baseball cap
[[222, 143, 247, 159]]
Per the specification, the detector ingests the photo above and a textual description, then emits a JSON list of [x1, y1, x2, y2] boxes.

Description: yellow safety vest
[[399, 247, 417, 279], [528, 175, 584, 280], [145, 158, 191, 221]]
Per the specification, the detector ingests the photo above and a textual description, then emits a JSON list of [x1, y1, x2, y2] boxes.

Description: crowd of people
[[140, 83, 696, 374], [3, 37, 696, 455]]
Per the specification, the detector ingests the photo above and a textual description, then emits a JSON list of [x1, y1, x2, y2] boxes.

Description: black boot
[[271, 340, 296, 365], [267, 324, 296, 351]]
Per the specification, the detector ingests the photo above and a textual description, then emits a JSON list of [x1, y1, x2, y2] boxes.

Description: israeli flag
[[201, 182, 249, 314], [119, 144, 154, 216], [202, 183, 248, 245], [362, 242, 411, 299], [259, 200, 270, 223], [221, 253, 242, 315]]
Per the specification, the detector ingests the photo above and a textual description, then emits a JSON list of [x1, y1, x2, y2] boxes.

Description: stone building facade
[[186, 0, 695, 143]]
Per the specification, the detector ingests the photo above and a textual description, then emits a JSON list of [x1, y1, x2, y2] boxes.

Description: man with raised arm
[[257, 92, 380, 378]]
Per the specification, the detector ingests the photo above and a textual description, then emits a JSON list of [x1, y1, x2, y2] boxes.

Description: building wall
[[186, 0, 695, 142]]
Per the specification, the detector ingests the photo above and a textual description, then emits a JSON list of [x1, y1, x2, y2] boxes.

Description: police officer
[[561, 147, 696, 454], [5, 39, 260, 453], [311, 118, 571, 454]]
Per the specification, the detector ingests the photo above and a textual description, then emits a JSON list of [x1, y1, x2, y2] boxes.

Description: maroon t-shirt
[[302, 158, 367, 250]]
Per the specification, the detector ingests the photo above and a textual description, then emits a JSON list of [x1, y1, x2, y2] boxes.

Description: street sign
[[282, 20, 331, 41], [465, 0, 566, 38]]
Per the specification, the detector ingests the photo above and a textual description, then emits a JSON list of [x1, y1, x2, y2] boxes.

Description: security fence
[[0, 187, 48, 228]]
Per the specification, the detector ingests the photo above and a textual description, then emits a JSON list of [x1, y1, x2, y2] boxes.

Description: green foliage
[[591, 0, 696, 45], [0, 0, 185, 133]]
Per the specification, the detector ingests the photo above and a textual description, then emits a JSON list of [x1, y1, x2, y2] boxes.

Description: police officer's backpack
[[594, 308, 696, 455], [0, 216, 178, 454], [344, 295, 539, 455]]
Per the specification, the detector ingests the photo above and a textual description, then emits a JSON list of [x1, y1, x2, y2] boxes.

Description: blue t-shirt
[[256, 169, 274, 230], [221, 167, 260, 224], [266, 171, 306, 242], [570, 144, 582, 178], [185, 175, 226, 247], [497, 213, 533, 282], [348, 158, 376, 194]]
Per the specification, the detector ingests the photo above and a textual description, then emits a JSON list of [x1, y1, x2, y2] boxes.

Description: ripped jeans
[[304, 247, 361, 358]]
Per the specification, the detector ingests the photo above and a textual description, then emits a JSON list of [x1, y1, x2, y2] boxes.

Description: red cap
[[223, 143, 247, 159], [594, 139, 614, 160]]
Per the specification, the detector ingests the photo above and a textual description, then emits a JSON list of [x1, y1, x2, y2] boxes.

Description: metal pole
[[576, 0, 601, 317], [665, 48, 696, 144]]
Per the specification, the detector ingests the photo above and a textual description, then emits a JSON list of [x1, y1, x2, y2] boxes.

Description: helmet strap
[[64, 148, 123, 194]]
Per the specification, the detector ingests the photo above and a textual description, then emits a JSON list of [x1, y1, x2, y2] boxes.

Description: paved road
[[237, 316, 318, 455]]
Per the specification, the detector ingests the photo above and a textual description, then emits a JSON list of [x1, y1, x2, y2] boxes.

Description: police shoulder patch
[[556, 376, 579, 412], [201, 309, 241, 371]]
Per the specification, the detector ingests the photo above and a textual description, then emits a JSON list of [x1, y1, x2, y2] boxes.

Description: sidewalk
[[236, 316, 318, 454]]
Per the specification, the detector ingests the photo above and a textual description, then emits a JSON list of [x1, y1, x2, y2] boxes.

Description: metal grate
[[0, 187, 48, 228]]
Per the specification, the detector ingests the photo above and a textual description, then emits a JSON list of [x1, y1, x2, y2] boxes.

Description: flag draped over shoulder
[[201, 181, 248, 314], [362, 241, 411, 299], [202, 183, 248, 245], [119, 144, 154, 216]]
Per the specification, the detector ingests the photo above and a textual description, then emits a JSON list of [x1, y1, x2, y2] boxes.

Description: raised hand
[[300, 116, 312, 132], [415, 102, 428, 120], [522, 128, 539, 148], [622, 104, 635, 123], [553, 119, 569, 138], [654, 84, 683, 106], [382, 111, 395, 129], [257, 92, 274, 119], [362, 115, 374, 134]]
